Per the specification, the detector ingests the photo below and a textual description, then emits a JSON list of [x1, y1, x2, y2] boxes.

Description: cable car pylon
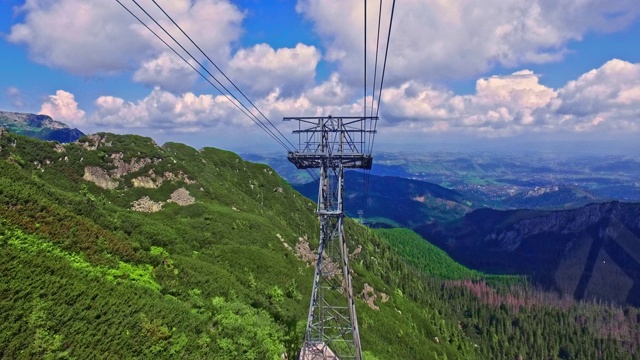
[[284, 115, 377, 360]]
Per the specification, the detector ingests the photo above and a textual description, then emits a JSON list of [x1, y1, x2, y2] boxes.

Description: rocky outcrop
[[359, 283, 389, 311], [130, 189, 195, 212], [132, 176, 157, 189], [80, 134, 111, 150], [283, 235, 342, 280], [163, 171, 196, 185], [83, 167, 118, 190], [294, 236, 317, 266], [75, 134, 199, 210], [131, 197, 164, 213], [131, 170, 197, 189], [81, 141, 195, 190], [350, 245, 362, 259], [167, 188, 195, 206], [53, 143, 66, 153], [108, 152, 163, 179], [361, 283, 380, 310]]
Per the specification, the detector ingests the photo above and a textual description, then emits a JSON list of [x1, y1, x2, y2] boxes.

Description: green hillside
[[377, 228, 483, 279], [1, 130, 639, 359], [0, 131, 477, 359], [376, 228, 522, 287]]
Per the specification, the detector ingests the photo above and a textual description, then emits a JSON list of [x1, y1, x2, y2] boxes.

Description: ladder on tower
[[284, 115, 377, 360]]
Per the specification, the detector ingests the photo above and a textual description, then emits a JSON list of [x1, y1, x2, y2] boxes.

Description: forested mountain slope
[[418, 202, 640, 306], [0, 131, 476, 359], [1, 130, 639, 359]]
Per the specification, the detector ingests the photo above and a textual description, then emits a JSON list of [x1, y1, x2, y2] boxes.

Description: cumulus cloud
[[8, 0, 243, 77], [8, 0, 640, 146], [296, 0, 640, 86], [304, 72, 354, 106], [70, 59, 640, 147], [256, 88, 364, 122], [381, 70, 557, 134], [86, 83, 367, 138], [8, 0, 150, 74], [381, 59, 640, 137], [39, 90, 85, 126], [549, 59, 640, 132], [228, 43, 321, 97], [133, 52, 198, 93], [91, 87, 248, 132]]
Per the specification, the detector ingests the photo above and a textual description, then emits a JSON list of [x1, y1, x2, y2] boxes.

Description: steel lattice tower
[[284, 115, 377, 360]]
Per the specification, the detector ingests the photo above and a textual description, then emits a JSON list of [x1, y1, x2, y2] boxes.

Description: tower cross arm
[[284, 115, 378, 171]]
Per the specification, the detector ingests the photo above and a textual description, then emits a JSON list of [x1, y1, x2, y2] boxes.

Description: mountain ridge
[[0, 130, 480, 359], [294, 171, 473, 227], [0, 111, 84, 143], [418, 201, 640, 305]]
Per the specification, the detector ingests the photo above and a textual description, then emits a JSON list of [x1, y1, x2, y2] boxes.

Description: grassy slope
[[0, 132, 475, 360], [376, 228, 524, 285], [376, 228, 483, 280]]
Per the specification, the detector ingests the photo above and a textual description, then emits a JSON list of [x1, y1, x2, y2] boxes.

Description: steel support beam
[[285, 116, 377, 360]]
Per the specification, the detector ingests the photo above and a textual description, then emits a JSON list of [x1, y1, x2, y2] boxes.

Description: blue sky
[[1, 0, 640, 154]]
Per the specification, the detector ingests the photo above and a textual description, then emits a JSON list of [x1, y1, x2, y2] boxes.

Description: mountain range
[[0, 129, 484, 359], [0, 111, 84, 143], [295, 171, 613, 228], [294, 171, 472, 227], [295, 171, 640, 306], [3, 113, 640, 359], [418, 201, 640, 306]]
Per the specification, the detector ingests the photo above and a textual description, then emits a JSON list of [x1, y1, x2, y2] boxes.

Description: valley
[[417, 202, 640, 306], [251, 150, 640, 308], [1, 126, 639, 359]]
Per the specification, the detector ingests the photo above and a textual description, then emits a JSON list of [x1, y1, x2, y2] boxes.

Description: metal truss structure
[[284, 116, 377, 360]]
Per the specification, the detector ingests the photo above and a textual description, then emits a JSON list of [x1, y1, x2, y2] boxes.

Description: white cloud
[[304, 72, 354, 106], [549, 59, 640, 132], [91, 87, 248, 132], [381, 59, 640, 137], [153, 0, 243, 62], [296, 0, 640, 86], [39, 90, 86, 126], [474, 70, 558, 126], [7, 1, 640, 147], [8, 0, 150, 74], [133, 52, 198, 93], [87, 85, 365, 139], [229, 43, 321, 97], [8, 0, 244, 77], [382, 70, 557, 134], [254, 89, 362, 122], [70, 59, 640, 148]]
